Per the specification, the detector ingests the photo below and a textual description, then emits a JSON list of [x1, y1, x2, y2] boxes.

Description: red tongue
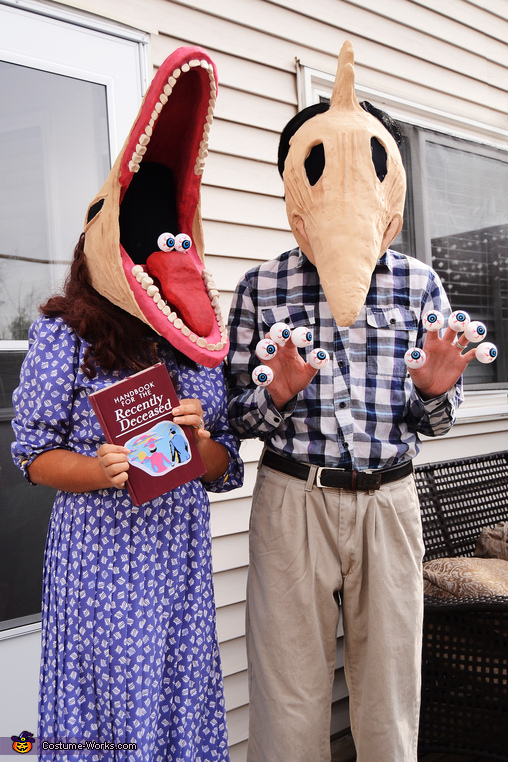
[[146, 251, 214, 336]]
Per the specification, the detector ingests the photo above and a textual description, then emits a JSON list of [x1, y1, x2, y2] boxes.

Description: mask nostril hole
[[305, 143, 325, 186], [371, 137, 387, 182]]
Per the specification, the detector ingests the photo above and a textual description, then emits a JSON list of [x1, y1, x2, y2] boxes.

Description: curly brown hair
[[40, 234, 160, 378]]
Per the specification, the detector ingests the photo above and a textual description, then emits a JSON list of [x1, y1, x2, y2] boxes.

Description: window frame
[[0, 0, 150, 634]]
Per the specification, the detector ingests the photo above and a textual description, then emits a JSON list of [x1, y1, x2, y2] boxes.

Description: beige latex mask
[[283, 40, 406, 327]]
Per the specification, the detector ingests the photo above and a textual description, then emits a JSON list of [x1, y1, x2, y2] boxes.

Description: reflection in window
[[0, 61, 109, 341], [426, 143, 508, 385]]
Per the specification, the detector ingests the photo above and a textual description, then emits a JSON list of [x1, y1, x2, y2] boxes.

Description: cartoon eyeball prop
[[475, 342, 497, 364], [291, 326, 313, 348], [252, 365, 274, 386], [255, 338, 278, 361], [308, 348, 330, 369], [464, 321, 487, 343], [404, 347, 427, 368], [269, 322, 291, 345], [157, 232, 175, 252], [174, 233, 192, 252], [448, 310, 470, 332], [422, 310, 445, 332]]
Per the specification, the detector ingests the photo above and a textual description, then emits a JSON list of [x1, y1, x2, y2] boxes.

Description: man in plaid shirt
[[226, 47, 476, 762]]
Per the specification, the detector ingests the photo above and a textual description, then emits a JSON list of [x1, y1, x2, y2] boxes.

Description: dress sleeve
[[11, 317, 81, 482], [202, 364, 244, 494]]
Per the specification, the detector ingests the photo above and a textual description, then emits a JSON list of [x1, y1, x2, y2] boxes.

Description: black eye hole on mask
[[305, 143, 325, 186], [371, 137, 388, 182]]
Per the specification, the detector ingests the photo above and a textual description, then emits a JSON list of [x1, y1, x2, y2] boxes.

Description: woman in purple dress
[[11, 237, 243, 761]]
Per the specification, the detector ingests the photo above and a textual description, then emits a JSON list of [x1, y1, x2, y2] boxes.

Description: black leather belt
[[261, 449, 413, 491]]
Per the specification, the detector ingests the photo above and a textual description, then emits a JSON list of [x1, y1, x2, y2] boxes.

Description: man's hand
[[260, 334, 318, 410], [408, 327, 476, 399]]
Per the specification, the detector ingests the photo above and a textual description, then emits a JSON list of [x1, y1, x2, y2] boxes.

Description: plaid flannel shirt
[[226, 247, 462, 471]]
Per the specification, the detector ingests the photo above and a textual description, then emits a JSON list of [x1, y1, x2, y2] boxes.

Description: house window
[[298, 64, 508, 389], [0, 0, 148, 631]]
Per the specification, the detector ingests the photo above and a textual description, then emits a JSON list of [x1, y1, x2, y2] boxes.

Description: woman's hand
[[172, 398, 229, 482], [97, 443, 130, 488], [172, 399, 211, 441]]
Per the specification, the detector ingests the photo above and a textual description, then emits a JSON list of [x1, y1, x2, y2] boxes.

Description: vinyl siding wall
[[11, 0, 508, 757]]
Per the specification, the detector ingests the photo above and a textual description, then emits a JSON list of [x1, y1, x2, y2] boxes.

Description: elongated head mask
[[83, 47, 227, 367], [282, 40, 406, 326]]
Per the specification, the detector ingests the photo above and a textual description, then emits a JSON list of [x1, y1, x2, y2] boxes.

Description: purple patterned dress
[[11, 316, 243, 761]]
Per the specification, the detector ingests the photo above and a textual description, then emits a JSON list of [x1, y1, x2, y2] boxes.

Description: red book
[[89, 363, 206, 506]]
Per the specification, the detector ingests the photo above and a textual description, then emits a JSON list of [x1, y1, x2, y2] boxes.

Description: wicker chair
[[414, 451, 508, 761]]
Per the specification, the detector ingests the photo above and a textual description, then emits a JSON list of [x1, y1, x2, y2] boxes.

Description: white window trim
[[297, 62, 508, 152], [297, 61, 508, 421]]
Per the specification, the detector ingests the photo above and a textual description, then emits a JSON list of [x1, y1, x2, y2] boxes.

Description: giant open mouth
[[84, 47, 227, 367]]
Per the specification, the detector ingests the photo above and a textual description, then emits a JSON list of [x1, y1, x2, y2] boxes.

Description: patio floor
[[330, 732, 495, 762]]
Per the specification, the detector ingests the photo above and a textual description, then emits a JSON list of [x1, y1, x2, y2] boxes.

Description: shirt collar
[[297, 247, 396, 272]]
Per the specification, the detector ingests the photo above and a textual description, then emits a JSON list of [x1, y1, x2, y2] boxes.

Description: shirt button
[[343, 442, 349, 449], [339, 401, 347, 409], [338, 360, 345, 368], [390, 318, 396, 324], [273, 418, 280, 423]]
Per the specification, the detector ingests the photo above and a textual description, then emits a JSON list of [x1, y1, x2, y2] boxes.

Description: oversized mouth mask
[[83, 47, 227, 367], [283, 40, 406, 327]]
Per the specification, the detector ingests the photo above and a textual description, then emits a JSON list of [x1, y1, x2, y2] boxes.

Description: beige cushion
[[423, 557, 508, 600]]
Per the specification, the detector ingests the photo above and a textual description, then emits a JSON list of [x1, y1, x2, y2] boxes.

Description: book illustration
[[126, 420, 192, 477]]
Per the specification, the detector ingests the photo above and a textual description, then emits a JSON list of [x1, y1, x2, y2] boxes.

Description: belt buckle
[[315, 467, 325, 489]]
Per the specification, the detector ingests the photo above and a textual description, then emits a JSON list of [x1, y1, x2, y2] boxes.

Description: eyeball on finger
[[423, 310, 445, 332], [404, 347, 427, 368], [255, 338, 278, 361], [291, 326, 313, 348], [464, 321, 487, 343], [309, 348, 330, 369], [252, 365, 274, 386], [475, 342, 497, 364], [448, 310, 470, 332], [269, 322, 292, 345]]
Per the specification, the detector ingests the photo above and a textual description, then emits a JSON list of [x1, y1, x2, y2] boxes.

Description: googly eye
[[255, 339, 278, 361], [308, 348, 330, 369], [448, 310, 470, 332], [269, 322, 291, 345], [475, 342, 497, 364], [422, 310, 445, 332], [404, 348, 427, 368], [252, 365, 274, 386], [291, 326, 314, 348], [464, 321, 487, 343], [174, 233, 192, 252], [157, 232, 176, 252]]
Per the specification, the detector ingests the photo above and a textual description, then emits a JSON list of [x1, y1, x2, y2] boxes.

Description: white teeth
[[151, 110, 159, 121], [129, 161, 140, 173], [159, 94, 168, 105], [147, 285, 158, 297], [154, 102, 163, 114], [164, 84, 172, 97], [153, 292, 161, 303], [132, 265, 144, 276], [189, 60, 200, 68], [181, 63, 190, 72], [136, 271, 145, 284], [141, 275, 153, 290], [189, 334, 197, 343], [182, 326, 190, 336], [197, 338, 207, 348], [136, 144, 147, 155], [167, 312, 177, 322], [157, 300, 166, 311], [200, 60, 210, 70], [174, 318, 184, 329], [172, 69, 181, 79], [162, 305, 171, 316], [145, 125, 153, 137], [139, 134, 150, 146]]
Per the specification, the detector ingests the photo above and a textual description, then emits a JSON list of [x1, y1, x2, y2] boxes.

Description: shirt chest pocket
[[366, 306, 418, 378], [261, 305, 315, 332]]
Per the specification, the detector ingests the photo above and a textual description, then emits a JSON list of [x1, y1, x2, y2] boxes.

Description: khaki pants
[[246, 463, 425, 762]]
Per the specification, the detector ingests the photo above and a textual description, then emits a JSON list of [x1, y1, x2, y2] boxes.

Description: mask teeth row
[[128, 59, 216, 175], [131, 264, 227, 351]]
